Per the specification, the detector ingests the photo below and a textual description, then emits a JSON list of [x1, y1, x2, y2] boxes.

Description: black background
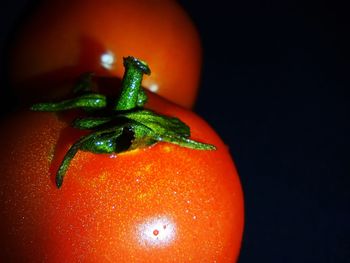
[[0, 0, 349, 262]]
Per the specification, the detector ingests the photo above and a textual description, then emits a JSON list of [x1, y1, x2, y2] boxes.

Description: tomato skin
[[8, 0, 202, 108], [0, 93, 244, 262]]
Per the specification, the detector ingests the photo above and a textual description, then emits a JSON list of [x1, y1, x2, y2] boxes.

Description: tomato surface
[[0, 92, 244, 262], [8, 0, 202, 108]]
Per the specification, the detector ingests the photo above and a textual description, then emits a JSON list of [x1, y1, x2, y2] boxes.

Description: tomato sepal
[[32, 56, 215, 189], [30, 93, 107, 111]]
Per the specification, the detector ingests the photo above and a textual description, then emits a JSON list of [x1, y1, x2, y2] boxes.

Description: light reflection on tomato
[[137, 215, 176, 248], [100, 51, 116, 70]]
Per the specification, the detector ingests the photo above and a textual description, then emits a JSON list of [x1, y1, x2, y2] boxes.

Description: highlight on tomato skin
[[0, 92, 244, 262], [7, 0, 202, 108]]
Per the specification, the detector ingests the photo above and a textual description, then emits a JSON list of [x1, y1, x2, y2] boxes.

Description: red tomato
[[0, 92, 244, 262], [8, 0, 202, 108]]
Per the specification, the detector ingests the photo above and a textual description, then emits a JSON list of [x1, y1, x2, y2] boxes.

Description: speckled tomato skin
[[0, 94, 244, 262], [8, 0, 202, 108]]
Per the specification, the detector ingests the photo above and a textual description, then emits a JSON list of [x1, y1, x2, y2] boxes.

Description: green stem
[[115, 57, 151, 111], [31, 55, 216, 189]]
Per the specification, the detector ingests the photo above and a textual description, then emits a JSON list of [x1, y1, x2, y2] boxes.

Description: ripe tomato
[[0, 92, 244, 262], [8, 0, 202, 108]]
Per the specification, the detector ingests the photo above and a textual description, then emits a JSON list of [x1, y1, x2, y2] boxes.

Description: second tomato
[[8, 0, 202, 108]]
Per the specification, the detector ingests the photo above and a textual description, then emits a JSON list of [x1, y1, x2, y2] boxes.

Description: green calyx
[[31, 56, 216, 189]]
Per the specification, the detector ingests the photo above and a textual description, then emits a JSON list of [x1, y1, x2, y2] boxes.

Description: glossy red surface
[[0, 94, 244, 262]]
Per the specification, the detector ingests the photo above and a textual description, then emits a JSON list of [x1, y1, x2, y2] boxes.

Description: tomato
[[0, 93, 243, 262], [8, 0, 202, 108], [1, 56, 243, 261]]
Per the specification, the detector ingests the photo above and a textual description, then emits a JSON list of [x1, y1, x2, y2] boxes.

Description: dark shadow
[[10, 35, 120, 105], [0, 0, 42, 117]]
